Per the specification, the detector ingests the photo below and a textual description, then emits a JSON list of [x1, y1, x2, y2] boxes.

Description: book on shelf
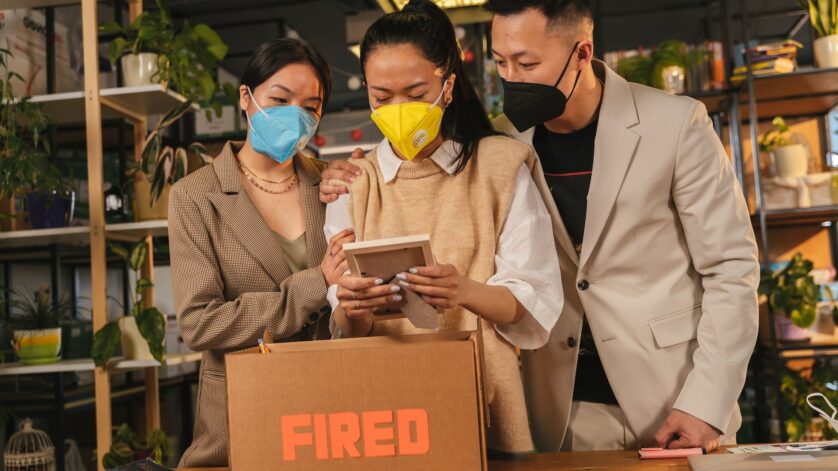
[[730, 57, 797, 83]]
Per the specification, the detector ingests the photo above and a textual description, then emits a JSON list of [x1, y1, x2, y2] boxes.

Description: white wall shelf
[[0, 0, 79, 7], [26, 85, 196, 125], [0, 352, 201, 377], [0, 220, 169, 249]]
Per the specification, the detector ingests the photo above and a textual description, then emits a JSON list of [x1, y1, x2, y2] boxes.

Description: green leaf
[[99, 21, 124, 36], [92, 321, 121, 367], [108, 242, 129, 260], [173, 147, 187, 183], [129, 240, 147, 272], [158, 101, 193, 129], [790, 305, 816, 328], [196, 70, 215, 103], [136, 307, 166, 364], [141, 132, 161, 176], [770, 290, 790, 310], [136, 278, 154, 291], [109, 37, 128, 64]]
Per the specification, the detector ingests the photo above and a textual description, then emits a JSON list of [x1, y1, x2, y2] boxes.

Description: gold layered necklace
[[236, 157, 298, 195]]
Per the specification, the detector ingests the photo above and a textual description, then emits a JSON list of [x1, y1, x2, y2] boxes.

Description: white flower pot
[[118, 316, 153, 360], [121, 53, 160, 87], [813, 35, 838, 69], [772, 144, 808, 178]]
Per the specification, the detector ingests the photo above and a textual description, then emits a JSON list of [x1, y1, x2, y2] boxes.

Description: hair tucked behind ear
[[360, 0, 498, 173]]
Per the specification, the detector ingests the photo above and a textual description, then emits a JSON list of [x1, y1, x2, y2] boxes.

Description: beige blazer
[[494, 62, 759, 450], [169, 142, 331, 467]]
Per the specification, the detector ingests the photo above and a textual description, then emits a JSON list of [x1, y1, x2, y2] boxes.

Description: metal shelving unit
[[734, 0, 838, 444]]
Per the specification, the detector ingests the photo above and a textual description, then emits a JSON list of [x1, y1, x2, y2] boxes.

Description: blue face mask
[[246, 87, 319, 163]]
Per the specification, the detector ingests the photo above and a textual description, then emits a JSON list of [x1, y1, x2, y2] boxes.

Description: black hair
[[239, 38, 332, 115], [485, 0, 593, 33], [360, 0, 498, 174]]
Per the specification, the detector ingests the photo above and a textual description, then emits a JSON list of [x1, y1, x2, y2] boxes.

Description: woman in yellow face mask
[[322, 0, 564, 456]]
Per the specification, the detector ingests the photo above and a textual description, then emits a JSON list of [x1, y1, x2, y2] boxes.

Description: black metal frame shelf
[[732, 0, 838, 445]]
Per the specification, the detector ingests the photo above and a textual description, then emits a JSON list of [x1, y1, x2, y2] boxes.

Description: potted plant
[[0, 34, 76, 230], [91, 238, 166, 366], [101, 0, 232, 220], [800, 0, 838, 68], [759, 253, 820, 342], [7, 286, 73, 365], [759, 116, 809, 179], [100, 0, 229, 107], [780, 359, 838, 442], [99, 0, 170, 87], [102, 423, 172, 468], [616, 40, 707, 93], [131, 101, 213, 221]]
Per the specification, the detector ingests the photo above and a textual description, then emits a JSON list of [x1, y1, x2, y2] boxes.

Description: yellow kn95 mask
[[370, 85, 446, 161]]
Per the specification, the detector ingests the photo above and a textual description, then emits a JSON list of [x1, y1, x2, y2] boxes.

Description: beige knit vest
[[348, 136, 535, 453]]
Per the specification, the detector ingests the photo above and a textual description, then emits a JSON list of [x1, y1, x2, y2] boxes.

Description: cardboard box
[[225, 331, 487, 471]]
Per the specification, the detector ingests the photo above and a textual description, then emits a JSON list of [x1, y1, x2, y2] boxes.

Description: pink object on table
[[637, 447, 706, 459]]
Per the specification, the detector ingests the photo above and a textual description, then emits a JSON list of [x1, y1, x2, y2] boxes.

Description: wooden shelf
[[0, 220, 169, 249], [106, 220, 169, 241], [0, 226, 91, 248], [26, 85, 196, 125], [738, 67, 838, 119], [0, 352, 201, 377], [776, 330, 838, 359], [751, 206, 838, 227]]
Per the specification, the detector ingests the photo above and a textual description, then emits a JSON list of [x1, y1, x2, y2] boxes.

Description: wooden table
[[180, 449, 698, 470]]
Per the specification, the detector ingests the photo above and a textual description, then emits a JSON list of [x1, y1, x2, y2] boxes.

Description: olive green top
[[273, 231, 308, 274]]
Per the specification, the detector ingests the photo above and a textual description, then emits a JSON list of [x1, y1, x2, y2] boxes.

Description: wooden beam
[[82, 0, 110, 469], [126, 0, 162, 438], [100, 96, 147, 124], [141, 233, 160, 433]]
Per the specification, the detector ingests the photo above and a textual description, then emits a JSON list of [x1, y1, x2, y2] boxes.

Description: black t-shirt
[[533, 118, 618, 405]]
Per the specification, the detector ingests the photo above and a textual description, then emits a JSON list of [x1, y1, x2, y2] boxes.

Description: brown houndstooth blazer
[[169, 141, 331, 467]]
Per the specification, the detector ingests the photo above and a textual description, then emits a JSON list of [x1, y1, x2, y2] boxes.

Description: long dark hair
[[240, 38, 332, 113], [360, 0, 498, 173]]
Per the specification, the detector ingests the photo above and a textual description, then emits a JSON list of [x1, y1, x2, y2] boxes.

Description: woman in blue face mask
[[168, 38, 354, 468]]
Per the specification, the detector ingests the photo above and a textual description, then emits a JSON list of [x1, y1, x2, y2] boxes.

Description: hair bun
[[402, 0, 455, 35]]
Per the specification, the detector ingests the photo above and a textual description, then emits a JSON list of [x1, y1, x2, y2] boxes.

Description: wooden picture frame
[[344, 234, 435, 322]]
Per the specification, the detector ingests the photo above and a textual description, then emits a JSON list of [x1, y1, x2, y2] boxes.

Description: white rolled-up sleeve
[[489, 164, 564, 349], [324, 193, 353, 336]]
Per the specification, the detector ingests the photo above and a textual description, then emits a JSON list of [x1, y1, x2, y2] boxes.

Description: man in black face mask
[[486, 0, 758, 455], [319, 0, 758, 456]]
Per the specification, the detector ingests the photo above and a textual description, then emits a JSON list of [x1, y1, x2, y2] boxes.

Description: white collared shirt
[[323, 138, 563, 349]]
